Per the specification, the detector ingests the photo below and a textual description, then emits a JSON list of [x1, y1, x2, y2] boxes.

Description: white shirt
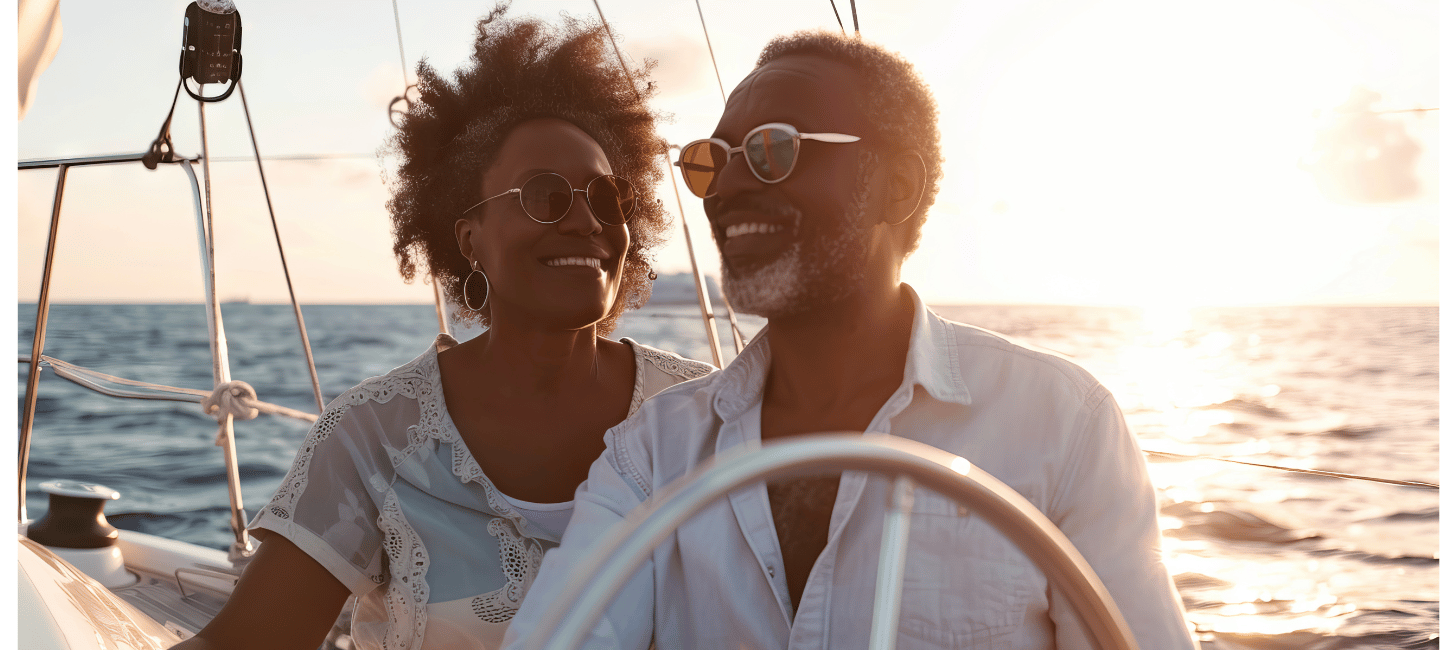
[[248, 334, 714, 650], [504, 286, 1196, 650]]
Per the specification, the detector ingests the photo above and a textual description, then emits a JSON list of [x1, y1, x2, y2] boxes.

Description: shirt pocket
[[896, 492, 1042, 649]]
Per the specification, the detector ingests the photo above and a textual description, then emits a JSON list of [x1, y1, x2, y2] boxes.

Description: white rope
[[202, 380, 262, 422], [20, 355, 318, 423]]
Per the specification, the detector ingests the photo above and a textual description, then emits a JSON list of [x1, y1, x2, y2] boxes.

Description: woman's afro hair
[[383, 2, 669, 335]]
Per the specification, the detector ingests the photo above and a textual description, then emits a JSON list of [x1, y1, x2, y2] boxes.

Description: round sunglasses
[[461, 172, 637, 226], [676, 123, 861, 198]]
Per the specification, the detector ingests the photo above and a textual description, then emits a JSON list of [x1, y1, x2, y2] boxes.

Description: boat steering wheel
[[523, 433, 1141, 650]]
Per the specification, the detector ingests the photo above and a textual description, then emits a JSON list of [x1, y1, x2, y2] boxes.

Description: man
[[504, 31, 1196, 649]]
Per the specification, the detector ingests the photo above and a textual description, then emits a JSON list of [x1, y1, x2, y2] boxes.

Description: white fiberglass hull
[[18, 534, 184, 650]]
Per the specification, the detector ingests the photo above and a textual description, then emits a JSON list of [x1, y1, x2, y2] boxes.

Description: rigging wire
[[390, 0, 410, 90], [388, 0, 450, 335], [1343, 107, 1437, 115], [237, 82, 326, 414], [1143, 449, 1438, 490], [182, 101, 1440, 161], [204, 153, 374, 162], [827, 0, 847, 34], [592, 0, 641, 101], [694, 0, 728, 103]]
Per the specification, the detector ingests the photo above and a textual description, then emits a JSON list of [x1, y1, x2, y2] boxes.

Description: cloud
[[1302, 87, 1425, 204]]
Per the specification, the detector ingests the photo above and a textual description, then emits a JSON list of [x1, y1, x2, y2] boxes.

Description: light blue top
[[248, 334, 713, 650]]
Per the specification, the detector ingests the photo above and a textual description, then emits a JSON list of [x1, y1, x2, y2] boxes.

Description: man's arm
[[1048, 391, 1198, 650], [503, 422, 657, 650]]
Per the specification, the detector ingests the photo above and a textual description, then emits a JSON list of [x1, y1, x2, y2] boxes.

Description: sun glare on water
[[1091, 301, 1388, 639]]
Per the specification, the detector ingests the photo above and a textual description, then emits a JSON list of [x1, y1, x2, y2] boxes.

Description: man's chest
[[766, 474, 843, 610], [660, 472, 1050, 650]]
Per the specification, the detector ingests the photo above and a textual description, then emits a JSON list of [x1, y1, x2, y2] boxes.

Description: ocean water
[[18, 302, 1438, 649]]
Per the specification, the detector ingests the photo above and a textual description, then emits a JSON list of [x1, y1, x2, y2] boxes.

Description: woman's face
[[455, 118, 631, 332]]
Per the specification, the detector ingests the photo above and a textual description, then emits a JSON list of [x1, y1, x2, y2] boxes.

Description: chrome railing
[[524, 434, 1140, 650], [18, 152, 199, 523], [16, 147, 317, 564]]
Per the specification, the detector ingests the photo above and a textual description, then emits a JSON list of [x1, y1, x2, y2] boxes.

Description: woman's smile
[[543, 256, 603, 269]]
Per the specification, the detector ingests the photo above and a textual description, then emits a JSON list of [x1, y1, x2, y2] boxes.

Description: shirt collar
[[711, 284, 971, 422], [900, 283, 972, 407], [713, 328, 771, 421]]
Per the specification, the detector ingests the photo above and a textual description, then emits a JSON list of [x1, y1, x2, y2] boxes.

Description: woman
[[177, 7, 713, 649]]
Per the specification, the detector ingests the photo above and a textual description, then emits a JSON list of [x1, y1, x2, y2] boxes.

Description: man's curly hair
[[384, 3, 669, 335], [756, 32, 942, 258]]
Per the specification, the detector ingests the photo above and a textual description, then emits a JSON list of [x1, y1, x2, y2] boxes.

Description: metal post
[[18, 164, 69, 523], [20, 152, 156, 169], [718, 292, 747, 355], [194, 96, 252, 559], [431, 277, 451, 335], [237, 82, 326, 413], [663, 148, 724, 368], [869, 475, 915, 650]]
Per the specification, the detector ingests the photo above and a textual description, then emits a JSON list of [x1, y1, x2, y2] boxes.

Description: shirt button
[[766, 566, 775, 578]]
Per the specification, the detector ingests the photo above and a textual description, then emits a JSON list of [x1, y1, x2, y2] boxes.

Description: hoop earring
[[463, 262, 489, 312]]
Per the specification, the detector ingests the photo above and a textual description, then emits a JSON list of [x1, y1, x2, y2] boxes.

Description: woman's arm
[[173, 534, 351, 650]]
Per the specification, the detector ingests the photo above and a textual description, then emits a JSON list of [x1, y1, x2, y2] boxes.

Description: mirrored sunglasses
[[676, 122, 861, 198], [462, 172, 637, 226]]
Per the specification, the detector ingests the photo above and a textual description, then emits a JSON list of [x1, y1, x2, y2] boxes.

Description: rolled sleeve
[[249, 509, 379, 595], [246, 403, 387, 596]]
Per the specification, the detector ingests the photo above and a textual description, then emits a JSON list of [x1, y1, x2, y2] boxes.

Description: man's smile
[[723, 222, 783, 238], [715, 212, 798, 270]]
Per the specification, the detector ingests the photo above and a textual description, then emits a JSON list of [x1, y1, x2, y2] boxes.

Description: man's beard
[[721, 151, 879, 319]]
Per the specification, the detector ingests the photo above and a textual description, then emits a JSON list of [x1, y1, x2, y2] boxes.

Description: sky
[[14, 0, 1439, 307]]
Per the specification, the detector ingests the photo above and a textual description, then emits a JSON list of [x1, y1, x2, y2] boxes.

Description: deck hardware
[[174, 566, 241, 599]]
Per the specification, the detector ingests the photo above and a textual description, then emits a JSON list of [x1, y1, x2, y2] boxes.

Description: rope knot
[[203, 380, 260, 422]]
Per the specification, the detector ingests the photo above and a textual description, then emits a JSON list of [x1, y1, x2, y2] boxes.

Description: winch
[[25, 479, 138, 589]]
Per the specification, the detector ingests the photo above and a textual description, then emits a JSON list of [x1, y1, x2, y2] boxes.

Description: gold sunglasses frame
[[676, 122, 861, 198], [461, 172, 636, 226]]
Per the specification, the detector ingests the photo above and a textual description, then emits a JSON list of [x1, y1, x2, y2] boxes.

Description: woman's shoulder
[[622, 338, 717, 383], [323, 334, 453, 412]]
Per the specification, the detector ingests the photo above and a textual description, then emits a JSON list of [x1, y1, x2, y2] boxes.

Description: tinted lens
[[743, 128, 797, 182], [680, 141, 727, 198], [519, 173, 573, 223], [585, 175, 635, 225]]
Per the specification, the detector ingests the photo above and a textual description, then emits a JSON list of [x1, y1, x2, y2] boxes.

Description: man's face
[[703, 55, 880, 319]]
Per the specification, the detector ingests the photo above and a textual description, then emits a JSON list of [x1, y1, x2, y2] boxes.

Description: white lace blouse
[[248, 334, 714, 650]]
